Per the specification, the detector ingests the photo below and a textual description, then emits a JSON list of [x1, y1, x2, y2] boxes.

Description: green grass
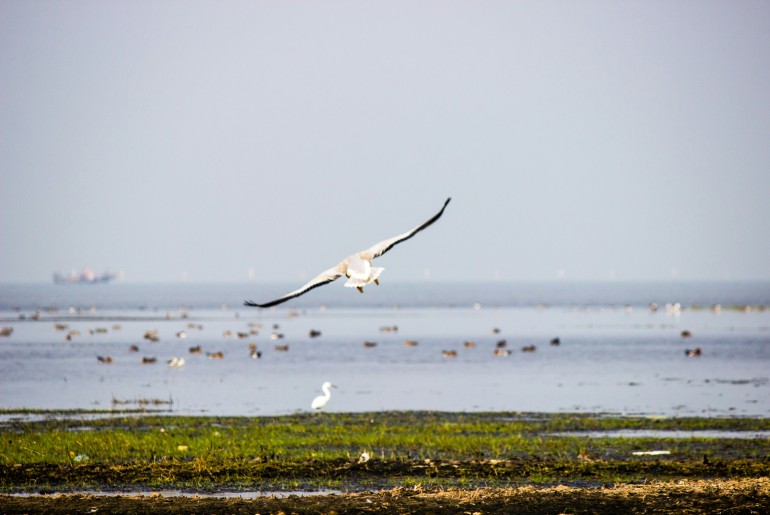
[[2, 411, 769, 492]]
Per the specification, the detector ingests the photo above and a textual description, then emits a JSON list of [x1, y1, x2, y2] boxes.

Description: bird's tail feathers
[[344, 268, 384, 288], [344, 277, 368, 288]]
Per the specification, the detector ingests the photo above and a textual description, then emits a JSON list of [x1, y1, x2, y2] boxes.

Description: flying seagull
[[244, 197, 451, 308]]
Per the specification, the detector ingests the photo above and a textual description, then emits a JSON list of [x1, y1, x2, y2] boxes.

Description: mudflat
[[3, 479, 769, 514]]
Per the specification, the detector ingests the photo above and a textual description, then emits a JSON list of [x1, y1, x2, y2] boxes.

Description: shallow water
[[1, 282, 769, 417], [551, 430, 770, 439]]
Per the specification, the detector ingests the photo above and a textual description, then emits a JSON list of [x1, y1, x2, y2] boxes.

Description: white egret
[[311, 381, 335, 410]]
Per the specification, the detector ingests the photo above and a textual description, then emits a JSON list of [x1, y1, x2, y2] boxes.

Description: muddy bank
[[3, 479, 769, 514]]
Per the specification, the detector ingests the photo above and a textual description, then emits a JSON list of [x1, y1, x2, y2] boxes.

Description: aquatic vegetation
[[2, 411, 769, 493]]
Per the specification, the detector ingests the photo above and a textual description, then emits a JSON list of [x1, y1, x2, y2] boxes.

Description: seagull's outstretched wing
[[364, 197, 451, 259], [244, 265, 343, 308]]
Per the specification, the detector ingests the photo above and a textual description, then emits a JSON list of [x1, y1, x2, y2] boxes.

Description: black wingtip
[[245, 297, 288, 308]]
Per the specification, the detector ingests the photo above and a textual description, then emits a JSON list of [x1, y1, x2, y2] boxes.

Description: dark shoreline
[[3, 479, 769, 514]]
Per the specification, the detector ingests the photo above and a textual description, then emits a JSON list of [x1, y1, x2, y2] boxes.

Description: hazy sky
[[2, 1, 769, 284]]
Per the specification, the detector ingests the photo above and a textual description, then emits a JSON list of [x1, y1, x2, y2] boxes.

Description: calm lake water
[[1, 281, 769, 417]]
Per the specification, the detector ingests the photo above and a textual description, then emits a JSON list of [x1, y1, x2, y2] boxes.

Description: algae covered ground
[[2, 410, 769, 513]]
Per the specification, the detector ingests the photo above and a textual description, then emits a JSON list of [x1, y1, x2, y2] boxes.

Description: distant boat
[[53, 268, 117, 284]]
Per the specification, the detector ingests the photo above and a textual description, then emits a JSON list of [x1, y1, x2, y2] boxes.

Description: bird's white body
[[167, 357, 185, 368], [340, 254, 384, 289], [311, 381, 334, 410], [245, 198, 450, 308]]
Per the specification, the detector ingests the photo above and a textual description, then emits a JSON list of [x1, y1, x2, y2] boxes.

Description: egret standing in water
[[244, 198, 451, 308], [311, 381, 335, 410]]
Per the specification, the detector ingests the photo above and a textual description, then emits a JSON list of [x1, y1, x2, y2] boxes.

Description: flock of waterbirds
[[83, 320, 573, 411], [1, 307, 710, 411], [35, 317, 577, 364]]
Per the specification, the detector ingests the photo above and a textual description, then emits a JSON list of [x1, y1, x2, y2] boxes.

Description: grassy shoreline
[[2, 410, 769, 512]]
